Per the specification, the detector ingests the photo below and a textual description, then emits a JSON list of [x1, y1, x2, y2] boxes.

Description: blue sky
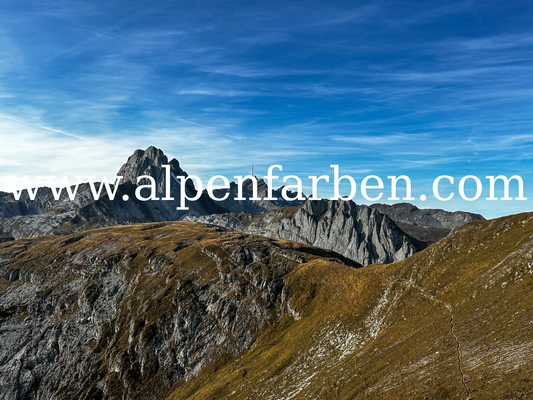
[[0, 0, 532, 218]]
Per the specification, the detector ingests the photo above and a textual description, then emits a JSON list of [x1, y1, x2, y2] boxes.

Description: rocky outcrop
[[0, 222, 358, 400], [0, 211, 77, 239], [0, 192, 25, 220], [192, 199, 420, 266], [0, 183, 98, 218], [370, 202, 485, 243]]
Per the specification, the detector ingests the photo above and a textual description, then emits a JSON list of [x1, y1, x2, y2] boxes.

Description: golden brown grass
[[2, 215, 533, 399], [167, 214, 533, 400]]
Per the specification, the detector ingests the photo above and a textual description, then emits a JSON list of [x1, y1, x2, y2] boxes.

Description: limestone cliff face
[[192, 199, 420, 266], [117, 146, 195, 195], [253, 200, 418, 266], [0, 222, 357, 400]]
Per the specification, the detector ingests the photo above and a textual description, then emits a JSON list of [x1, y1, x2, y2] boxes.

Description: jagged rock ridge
[[191, 199, 421, 266], [0, 146, 483, 268]]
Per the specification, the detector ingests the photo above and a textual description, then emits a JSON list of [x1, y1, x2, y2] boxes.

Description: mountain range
[[0, 146, 482, 267], [2, 146, 528, 399]]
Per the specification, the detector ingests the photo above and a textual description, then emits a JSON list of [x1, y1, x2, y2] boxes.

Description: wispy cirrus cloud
[[330, 133, 417, 145], [450, 33, 533, 52], [177, 88, 263, 97], [0, 0, 532, 217]]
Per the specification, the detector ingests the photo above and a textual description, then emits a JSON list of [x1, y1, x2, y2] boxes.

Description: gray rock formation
[[0, 183, 97, 218], [0, 212, 77, 239], [0, 192, 25, 220], [369, 202, 485, 243], [191, 199, 420, 266]]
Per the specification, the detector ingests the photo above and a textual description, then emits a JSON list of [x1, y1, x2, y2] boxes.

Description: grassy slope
[[168, 213, 533, 400]]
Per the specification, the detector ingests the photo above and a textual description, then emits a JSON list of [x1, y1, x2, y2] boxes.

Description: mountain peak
[[118, 146, 170, 182], [116, 146, 190, 193]]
